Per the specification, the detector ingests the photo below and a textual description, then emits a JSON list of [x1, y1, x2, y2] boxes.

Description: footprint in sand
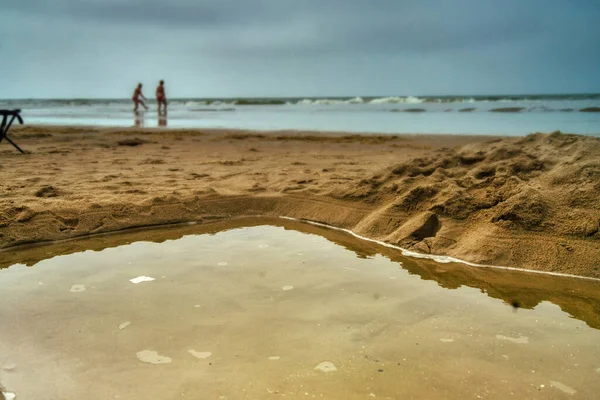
[[282, 286, 294, 291], [440, 338, 454, 343], [188, 350, 212, 359], [70, 284, 86, 293], [217, 262, 228, 266], [268, 356, 281, 361], [136, 350, 172, 365], [258, 244, 269, 249]]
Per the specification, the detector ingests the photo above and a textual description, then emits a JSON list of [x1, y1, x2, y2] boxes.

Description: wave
[[490, 107, 525, 113], [369, 96, 423, 104], [2, 94, 600, 110], [296, 97, 366, 105]]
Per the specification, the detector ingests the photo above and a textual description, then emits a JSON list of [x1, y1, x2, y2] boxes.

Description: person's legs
[[133, 100, 139, 112], [140, 100, 148, 110], [157, 98, 166, 113]]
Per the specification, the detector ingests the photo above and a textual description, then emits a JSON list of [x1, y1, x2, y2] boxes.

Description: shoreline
[[3, 213, 599, 283], [1, 125, 599, 277]]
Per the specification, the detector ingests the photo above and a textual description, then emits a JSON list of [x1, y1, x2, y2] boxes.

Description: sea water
[[1, 218, 599, 399], [1, 94, 599, 136]]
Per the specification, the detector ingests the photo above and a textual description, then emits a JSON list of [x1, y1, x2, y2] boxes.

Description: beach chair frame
[[0, 109, 25, 153]]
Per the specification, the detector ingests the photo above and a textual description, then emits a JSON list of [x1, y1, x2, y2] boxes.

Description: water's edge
[[2, 216, 600, 332]]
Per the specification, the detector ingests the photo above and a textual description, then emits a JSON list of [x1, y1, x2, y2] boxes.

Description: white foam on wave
[[296, 96, 429, 105], [183, 101, 208, 108], [346, 97, 365, 104], [296, 97, 365, 105], [369, 96, 424, 104]]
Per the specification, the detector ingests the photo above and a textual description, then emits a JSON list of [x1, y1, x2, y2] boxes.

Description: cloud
[[1, 0, 599, 97]]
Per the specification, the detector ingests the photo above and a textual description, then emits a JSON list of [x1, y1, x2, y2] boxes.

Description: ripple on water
[[129, 276, 155, 284], [2, 363, 16, 371], [496, 334, 529, 344], [69, 284, 86, 293], [188, 350, 212, 360], [136, 350, 172, 365], [550, 381, 577, 395], [118, 322, 131, 330], [315, 361, 337, 373]]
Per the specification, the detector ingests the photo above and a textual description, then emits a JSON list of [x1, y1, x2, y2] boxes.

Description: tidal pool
[[1, 218, 599, 399]]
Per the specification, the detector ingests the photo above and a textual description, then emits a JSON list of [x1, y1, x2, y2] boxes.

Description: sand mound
[[1, 127, 598, 277], [354, 131, 599, 274]]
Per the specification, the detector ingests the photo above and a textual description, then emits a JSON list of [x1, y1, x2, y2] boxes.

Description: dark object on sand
[[118, 137, 149, 147], [0, 109, 25, 153], [580, 107, 600, 112]]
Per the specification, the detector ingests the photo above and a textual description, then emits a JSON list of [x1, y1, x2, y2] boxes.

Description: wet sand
[[1, 126, 599, 277], [1, 219, 600, 399]]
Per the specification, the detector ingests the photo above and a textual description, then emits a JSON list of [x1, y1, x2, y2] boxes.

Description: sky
[[2, 0, 600, 98]]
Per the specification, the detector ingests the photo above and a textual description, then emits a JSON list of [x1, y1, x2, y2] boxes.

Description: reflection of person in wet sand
[[132, 83, 148, 112], [134, 111, 145, 127], [158, 113, 167, 127], [156, 80, 167, 114]]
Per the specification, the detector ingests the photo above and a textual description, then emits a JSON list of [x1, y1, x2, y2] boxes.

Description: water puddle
[[1, 217, 599, 399]]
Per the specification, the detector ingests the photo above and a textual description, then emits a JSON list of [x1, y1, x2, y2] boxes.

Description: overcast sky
[[2, 0, 599, 98]]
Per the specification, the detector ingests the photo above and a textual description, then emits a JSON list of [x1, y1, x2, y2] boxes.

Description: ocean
[[1, 94, 599, 136]]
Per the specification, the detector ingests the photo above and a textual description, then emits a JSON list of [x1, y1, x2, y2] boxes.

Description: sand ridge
[[0, 126, 599, 276]]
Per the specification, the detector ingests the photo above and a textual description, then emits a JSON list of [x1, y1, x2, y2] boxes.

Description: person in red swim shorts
[[132, 83, 148, 112], [156, 80, 167, 113]]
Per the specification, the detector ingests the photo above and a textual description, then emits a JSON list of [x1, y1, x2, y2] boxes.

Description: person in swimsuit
[[132, 83, 148, 112], [156, 80, 167, 113]]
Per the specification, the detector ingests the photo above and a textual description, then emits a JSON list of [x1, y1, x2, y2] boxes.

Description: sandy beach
[[1, 126, 599, 277]]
